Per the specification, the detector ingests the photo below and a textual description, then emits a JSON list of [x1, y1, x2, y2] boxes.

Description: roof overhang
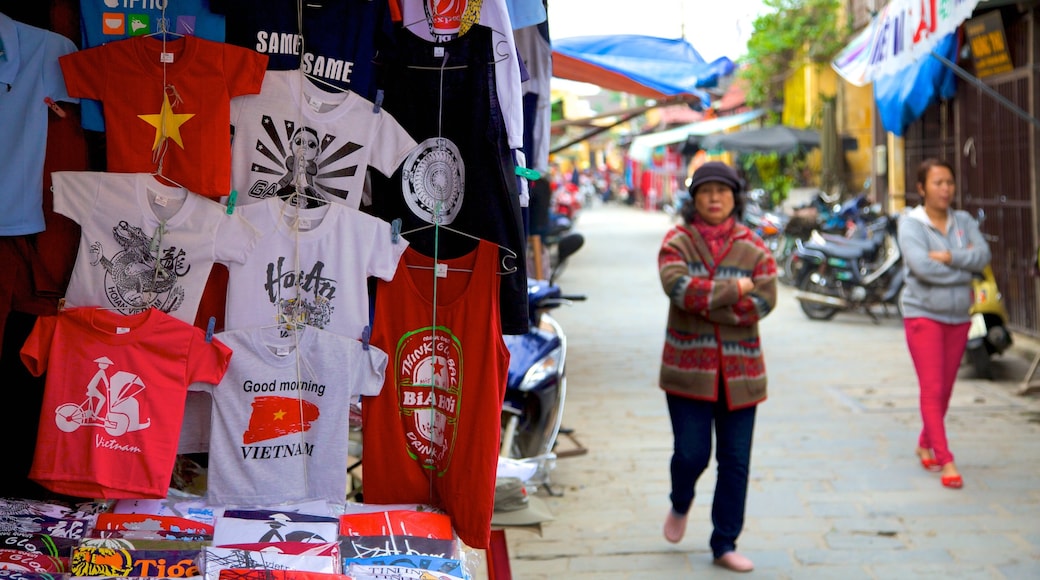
[[627, 109, 767, 164]]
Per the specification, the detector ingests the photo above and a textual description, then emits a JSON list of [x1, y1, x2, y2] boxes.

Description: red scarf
[[691, 215, 736, 260]]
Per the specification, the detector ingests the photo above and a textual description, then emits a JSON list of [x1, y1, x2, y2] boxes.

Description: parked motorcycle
[[662, 189, 690, 222], [779, 189, 884, 286], [500, 232, 586, 488], [743, 188, 790, 271], [552, 182, 583, 221], [965, 217, 1012, 379], [792, 213, 904, 322]]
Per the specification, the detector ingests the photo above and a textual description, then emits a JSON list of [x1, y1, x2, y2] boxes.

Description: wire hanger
[[274, 190, 332, 228], [280, 185, 330, 210], [144, 14, 183, 40], [401, 221, 518, 275], [302, 70, 350, 94], [150, 149, 190, 191]]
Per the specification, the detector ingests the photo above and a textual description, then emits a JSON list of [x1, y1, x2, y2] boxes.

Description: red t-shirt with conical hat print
[[363, 239, 509, 550], [20, 306, 231, 499], [58, 35, 267, 198]]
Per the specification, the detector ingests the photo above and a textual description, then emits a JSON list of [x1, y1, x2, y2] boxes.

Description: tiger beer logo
[[395, 328, 462, 475]]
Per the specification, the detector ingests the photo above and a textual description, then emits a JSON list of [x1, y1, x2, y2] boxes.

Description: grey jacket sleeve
[[898, 215, 977, 287], [949, 210, 991, 273]]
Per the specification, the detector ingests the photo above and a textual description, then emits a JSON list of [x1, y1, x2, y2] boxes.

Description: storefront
[[0, 2, 554, 578], [833, 0, 1040, 337]]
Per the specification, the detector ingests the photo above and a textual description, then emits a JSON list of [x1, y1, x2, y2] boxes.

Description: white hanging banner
[[833, 0, 980, 85]]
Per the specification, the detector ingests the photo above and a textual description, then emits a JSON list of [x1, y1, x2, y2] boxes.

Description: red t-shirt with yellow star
[[59, 35, 267, 199]]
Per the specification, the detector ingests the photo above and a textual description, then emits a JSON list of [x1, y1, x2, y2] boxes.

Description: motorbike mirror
[[556, 232, 585, 266]]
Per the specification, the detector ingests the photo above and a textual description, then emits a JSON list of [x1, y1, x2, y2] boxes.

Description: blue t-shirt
[[0, 13, 78, 235], [77, 0, 225, 132]]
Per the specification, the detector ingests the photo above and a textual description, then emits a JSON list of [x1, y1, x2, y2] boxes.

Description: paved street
[[493, 202, 1040, 579]]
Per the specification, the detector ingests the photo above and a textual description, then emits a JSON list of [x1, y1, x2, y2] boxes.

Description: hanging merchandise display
[[214, 0, 392, 101], [2, 0, 540, 570], [363, 240, 510, 550], [0, 12, 79, 236], [229, 69, 417, 209], [20, 306, 232, 499], [188, 325, 387, 508], [58, 34, 268, 198], [75, 0, 227, 132], [51, 171, 260, 323], [393, 0, 524, 151], [224, 198, 407, 340], [368, 24, 529, 335]]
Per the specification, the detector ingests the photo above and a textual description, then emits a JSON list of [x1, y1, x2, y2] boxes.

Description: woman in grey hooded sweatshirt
[[898, 159, 990, 489]]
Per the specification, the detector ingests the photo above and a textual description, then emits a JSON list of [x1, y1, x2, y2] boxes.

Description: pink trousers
[[904, 317, 970, 466]]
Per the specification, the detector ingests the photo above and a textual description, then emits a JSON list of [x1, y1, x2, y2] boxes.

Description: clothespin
[[44, 97, 67, 118], [149, 221, 166, 255], [205, 316, 216, 342], [514, 166, 541, 180], [372, 89, 384, 113], [391, 218, 402, 244], [361, 325, 371, 350], [226, 190, 238, 215]]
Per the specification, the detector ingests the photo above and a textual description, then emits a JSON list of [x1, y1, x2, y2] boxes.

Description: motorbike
[[500, 232, 586, 489], [965, 224, 1012, 379], [743, 188, 789, 268], [791, 212, 904, 322], [780, 190, 885, 286], [551, 182, 583, 221], [663, 189, 690, 222]]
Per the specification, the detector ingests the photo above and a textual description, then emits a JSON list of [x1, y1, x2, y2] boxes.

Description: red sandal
[[941, 474, 963, 489], [919, 456, 941, 472], [916, 449, 941, 472]]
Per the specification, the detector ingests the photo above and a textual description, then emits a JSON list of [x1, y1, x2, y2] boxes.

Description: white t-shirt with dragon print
[[53, 171, 260, 324]]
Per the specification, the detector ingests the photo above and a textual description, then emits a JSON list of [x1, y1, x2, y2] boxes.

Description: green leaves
[[738, 0, 850, 107]]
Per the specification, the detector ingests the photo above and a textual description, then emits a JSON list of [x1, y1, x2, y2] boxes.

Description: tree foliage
[[739, 0, 849, 107]]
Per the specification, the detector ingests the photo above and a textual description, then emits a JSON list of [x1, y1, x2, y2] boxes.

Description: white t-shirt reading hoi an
[[224, 197, 407, 339]]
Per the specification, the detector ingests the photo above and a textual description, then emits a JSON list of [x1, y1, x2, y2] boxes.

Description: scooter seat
[[803, 239, 872, 261], [819, 234, 884, 260]]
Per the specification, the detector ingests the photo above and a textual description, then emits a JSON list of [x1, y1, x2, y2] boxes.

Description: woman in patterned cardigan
[[658, 161, 777, 573]]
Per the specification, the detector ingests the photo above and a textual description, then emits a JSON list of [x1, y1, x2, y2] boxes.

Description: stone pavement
[[484, 203, 1040, 579]]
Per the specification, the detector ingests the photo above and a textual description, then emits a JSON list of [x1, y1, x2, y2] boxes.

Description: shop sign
[[965, 11, 1013, 78], [834, 0, 980, 85]]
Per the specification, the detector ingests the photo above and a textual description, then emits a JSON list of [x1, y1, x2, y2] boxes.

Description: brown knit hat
[[688, 161, 743, 195]]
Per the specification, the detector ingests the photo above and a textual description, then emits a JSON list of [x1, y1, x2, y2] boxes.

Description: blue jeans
[[667, 390, 757, 558]]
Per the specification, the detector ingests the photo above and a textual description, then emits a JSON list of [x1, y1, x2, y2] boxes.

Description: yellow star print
[[138, 92, 195, 151]]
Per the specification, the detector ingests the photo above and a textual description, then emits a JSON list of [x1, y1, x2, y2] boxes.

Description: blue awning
[[627, 109, 767, 164], [874, 33, 959, 137], [552, 35, 735, 106]]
